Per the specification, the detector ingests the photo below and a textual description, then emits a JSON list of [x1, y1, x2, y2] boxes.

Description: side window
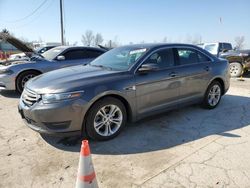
[[63, 50, 87, 60], [144, 48, 175, 69], [223, 43, 232, 51], [198, 52, 211, 62], [177, 49, 199, 65], [177, 48, 210, 65], [86, 50, 104, 58]]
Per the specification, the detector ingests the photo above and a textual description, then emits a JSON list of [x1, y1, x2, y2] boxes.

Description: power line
[[0, 0, 48, 23], [2, 0, 55, 29]]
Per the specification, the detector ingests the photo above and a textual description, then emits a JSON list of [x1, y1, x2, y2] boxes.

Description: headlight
[[42, 91, 84, 104], [0, 69, 13, 75]]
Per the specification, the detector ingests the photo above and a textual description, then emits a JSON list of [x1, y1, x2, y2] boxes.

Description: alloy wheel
[[94, 104, 123, 137], [208, 84, 221, 106]]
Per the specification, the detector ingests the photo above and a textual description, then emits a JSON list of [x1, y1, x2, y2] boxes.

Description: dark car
[[199, 42, 250, 77], [18, 43, 230, 141], [36, 45, 58, 54], [220, 50, 250, 77]]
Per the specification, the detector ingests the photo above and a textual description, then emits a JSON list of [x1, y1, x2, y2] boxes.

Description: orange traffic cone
[[76, 140, 98, 188]]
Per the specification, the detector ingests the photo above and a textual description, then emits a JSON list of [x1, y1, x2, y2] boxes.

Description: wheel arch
[[15, 69, 42, 89], [86, 93, 133, 121], [208, 77, 226, 95], [81, 93, 134, 137]]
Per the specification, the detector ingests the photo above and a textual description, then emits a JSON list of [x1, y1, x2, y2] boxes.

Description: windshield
[[42, 47, 65, 60], [204, 44, 218, 55], [90, 46, 148, 71]]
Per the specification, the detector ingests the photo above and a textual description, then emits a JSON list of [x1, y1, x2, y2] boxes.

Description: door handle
[[204, 66, 211, 71], [169, 72, 177, 77]]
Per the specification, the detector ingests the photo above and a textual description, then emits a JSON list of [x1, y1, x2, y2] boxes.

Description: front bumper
[[18, 97, 89, 136], [0, 73, 16, 90]]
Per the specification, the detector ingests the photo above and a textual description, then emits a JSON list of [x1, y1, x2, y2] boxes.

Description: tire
[[229, 62, 243, 77], [16, 71, 40, 94], [202, 81, 222, 109], [85, 97, 127, 141]]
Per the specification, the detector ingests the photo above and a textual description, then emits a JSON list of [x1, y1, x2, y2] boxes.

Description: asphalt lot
[[0, 75, 250, 188]]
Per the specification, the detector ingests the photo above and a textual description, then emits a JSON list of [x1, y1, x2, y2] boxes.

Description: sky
[[0, 0, 250, 48]]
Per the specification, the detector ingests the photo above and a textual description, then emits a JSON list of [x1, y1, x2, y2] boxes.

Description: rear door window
[[63, 50, 88, 60], [177, 48, 210, 65], [86, 50, 104, 58]]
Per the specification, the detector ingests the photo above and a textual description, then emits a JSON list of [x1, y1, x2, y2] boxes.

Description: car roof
[[53, 45, 107, 52], [120, 43, 203, 50]]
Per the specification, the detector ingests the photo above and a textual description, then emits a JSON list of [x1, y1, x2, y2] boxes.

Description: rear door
[[174, 47, 212, 102]]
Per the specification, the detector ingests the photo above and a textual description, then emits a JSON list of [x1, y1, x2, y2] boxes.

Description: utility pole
[[60, 0, 65, 45]]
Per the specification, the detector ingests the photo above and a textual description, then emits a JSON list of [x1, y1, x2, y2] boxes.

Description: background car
[[220, 50, 250, 77], [18, 43, 230, 141], [0, 34, 107, 93], [8, 45, 59, 61], [198, 42, 250, 77]]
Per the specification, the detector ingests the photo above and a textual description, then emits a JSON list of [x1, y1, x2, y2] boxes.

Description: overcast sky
[[0, 0, 250, 48]]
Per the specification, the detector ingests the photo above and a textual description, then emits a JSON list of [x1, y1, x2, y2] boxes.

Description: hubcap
[[208, 84, 221, 106], [94, 105, 123, 137], [230, 63, 241, 76], [21, 74, 35, 88]]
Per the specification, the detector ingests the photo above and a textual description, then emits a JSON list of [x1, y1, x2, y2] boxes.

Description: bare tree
[[235, 36, 245, 50], [1, 28, 10, 34], [94, 33, 104, 46], [81, 30, 95, 46], [162, 37, 168, 43]]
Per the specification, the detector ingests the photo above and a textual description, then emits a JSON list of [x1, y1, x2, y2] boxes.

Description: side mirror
[[138, 63, 159, 73], [56, 55, 65, 61], [221, 49, 228, 53]]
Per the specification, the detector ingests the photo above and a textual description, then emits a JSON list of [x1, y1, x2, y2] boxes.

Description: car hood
[[0, 58, 37, 66], [26, 65, 123, 94], [0, 33, 34, 56]]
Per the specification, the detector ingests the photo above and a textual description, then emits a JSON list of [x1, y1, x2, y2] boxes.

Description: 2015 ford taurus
[[18, 43, 230, 140]]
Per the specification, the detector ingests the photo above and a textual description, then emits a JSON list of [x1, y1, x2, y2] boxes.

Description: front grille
[[22, 88, 40, 106]]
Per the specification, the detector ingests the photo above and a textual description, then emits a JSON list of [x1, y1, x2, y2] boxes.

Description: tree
[[81, 30, 95, 46], [94, 33, 104, 46], [162, 37, 168, 43], [1, 28, 10, 34], [235, 36, 245, 50]]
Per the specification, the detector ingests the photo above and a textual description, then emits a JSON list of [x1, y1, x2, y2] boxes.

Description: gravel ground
[[0, 76, 250, 188]]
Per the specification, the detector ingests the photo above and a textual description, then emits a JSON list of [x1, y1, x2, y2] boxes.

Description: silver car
[[0, 34, 106, 93], [18, 43, 230, 141]]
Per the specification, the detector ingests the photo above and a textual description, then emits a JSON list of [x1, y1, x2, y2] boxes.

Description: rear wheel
[[85, 97, 127, 141], [16, 71, 40, 93], [229, 62, 243, 77], [202, 81, 222, 109]]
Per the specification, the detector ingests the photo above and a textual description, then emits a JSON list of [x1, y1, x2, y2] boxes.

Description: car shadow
[[243, 71, 250, 78], [41, 94, 250, 155], [0, 90, 20, 98]]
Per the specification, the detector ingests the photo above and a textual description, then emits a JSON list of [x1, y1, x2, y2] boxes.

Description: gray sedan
[[0, 46, 106, 93], [18, 43, 230, 141]]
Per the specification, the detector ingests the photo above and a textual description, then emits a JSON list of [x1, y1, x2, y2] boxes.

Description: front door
[[135, 48, 181, 115]]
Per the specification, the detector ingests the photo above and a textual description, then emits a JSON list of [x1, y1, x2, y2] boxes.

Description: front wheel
[[16, 71, 40, 94], [85, 97, 127, 141], [202, 81, 222, 109]]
